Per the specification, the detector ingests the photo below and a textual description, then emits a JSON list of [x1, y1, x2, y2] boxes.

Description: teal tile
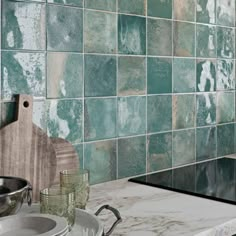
[[147, 132, 172, 172], [196, 0, 215, 24], [2, 1, 45, 50], [173, 129, 195, 167], [217, 124, 235, 156], [174, 21, 195, 57], [118, 56, 146, 96], [85, 0, 116, 11], [173, 58, 195, 93], [196, 127, 216, 161], [147, 95, 172, 133], [217, 91, 235, 124], [47, 5, 83, 52], [118, 0, 146, 15], [216, 0, 235, 27], [173, 95, 195, 130], [1, 51, 45, 100], [147, 57, 172, 94], [47, 99, 83, 143], [48, 0, 83, 7], [118, 136, 146, 178], [73, 144, 84, 168], [147, 18, 172, 56], [85, 55, 116, 97], [118, 96, 146, 137], [84, 140, 117, 185], [196, 93, 216, 127], [84, 98, 116, 141], [174, 0, 195, 21], [118, 15, 146, 55], [148, 0, 172, 19], [197, 24, 216, 58], [33, 100, 46, 130], [84, 10, 116, 54], [196, 59, 216, 92], [47, 53, 83, 98]]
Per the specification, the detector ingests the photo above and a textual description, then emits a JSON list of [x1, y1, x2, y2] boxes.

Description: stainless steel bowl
[[0, 176, 32, 217]]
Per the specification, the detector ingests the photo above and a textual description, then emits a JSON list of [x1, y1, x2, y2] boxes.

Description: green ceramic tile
[[216, 0, 235, 27], [196, 127, 216, 161], [196, 59, 216, 92], [217, 27, 234, 59], [147, 57, 172, 94], [173, 95, 195, 130], [147, 95, 172, 133], [47, 53, 83, 98], [196, 93, 216, 126], [148, 0, 172, 19], [84, 98, 116, 141], [118, 136, 146, 178], [33, 100, 46, 130], [217, 91, 235, 124], [174, 21, 195, 57], [47, 5, 83, 52], [118, 96, 146, 137], [196, 0, 215, 24], [118, 56, 146, 96], [173, 58, 195, 93], [73, 144, 84, 168], [85, 55, 116, 97], [147, 132, 172, 172], [1, 51, 45, 100], [47, 99, 83, 143], [174, 0, 195, 21], [147, 18, 172, 56], [217, 59, 235, 90], [2, 1, 45, 50], [48, 0, 83, 7], [84, 140, 117, 185], [118, 0, 146, 15], [173, 129, 195, 167], [217, 123, 235, 156], [118, 15, 146, 55], [197, 24, 216, 58], [85, 0, 116, 11], [84, 10, 116, 54]]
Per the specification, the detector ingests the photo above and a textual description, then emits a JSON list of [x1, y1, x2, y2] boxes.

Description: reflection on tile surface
[[196, 0, 215, 24]]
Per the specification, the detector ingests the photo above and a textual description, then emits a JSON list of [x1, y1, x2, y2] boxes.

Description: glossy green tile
[[147, 95, 172, 133], [1, 51, 45, 100], [173, 95, 195, 130], [118, 0, 146, 15], [118, 56, 146, 96], [47, 53, 83, 98], [85, 55, 116, 97], [196, 93, 216, 127], [147, 132, 172, 172], [118, 136, 146, 178], [173, 129, 195, 167], [48, 0, 83, 7], [33, 100, 46, 130], [217, 91, 235, 124], [47, 99, 83, 143], [196, 127, 216, 161], [174, 0, 195, 21], [84, 10, 116, 54], [216, 0, 235, 27], [73, 144, 83, 168], [2, 1, 45, 50], [147, 57, 172, 94], [196, 59, 216, 92], [148, 0, 172, 19], [196, 0, 215, 24], [118, 96, 146, 137], [197, 24, 216, 58], [173, 58, 195, 93], [174, 21, 195, 57], [84, 98, 116, 141], [85, 0, 116, 11], [47, 5, 83, 52], [147, 18, 172, 56], [118, 15, 146, 55], [84, 140, 117, 185]]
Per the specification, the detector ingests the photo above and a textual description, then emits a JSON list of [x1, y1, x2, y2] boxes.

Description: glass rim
[[40, 186, 74, 196], [60, 169, 89, 176]]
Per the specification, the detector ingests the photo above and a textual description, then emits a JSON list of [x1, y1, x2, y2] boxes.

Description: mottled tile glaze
[[48, 0, 83, 7], [84, 10, 116, 54], [85, 55, 116, 97], [118, 56, 146, 96], [47, 53, 83, 98], [118, 0, 146, 15], [84, 140, 117, 185], [118, 136, 146, 178], [196, 0, 215, 24], [85, 0, 116, 11], [216, 0, 235, 27], [147, 18, 172, 56], [73, 144, 84, 168], [148, 0, 172, 19], [174, 0, 195, 21], [173, 58, 195, 93], [33, 100, 46, 130], [118, 96, 146, 137]]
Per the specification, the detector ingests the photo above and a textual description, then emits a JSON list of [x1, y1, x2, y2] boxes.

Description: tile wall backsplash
[[0, 0, 236, 185]]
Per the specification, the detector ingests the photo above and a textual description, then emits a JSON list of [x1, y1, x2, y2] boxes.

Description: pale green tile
[[216, 0, 235, 27], [118, 0, 146, 15], [148, 0, 172, 19], [85, 0, 116, 11], [73, 144, 84, 168], [174, 0, 195, 21]]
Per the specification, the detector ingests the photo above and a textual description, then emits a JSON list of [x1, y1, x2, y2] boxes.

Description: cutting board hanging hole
[[23, 101, 30, 108]]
